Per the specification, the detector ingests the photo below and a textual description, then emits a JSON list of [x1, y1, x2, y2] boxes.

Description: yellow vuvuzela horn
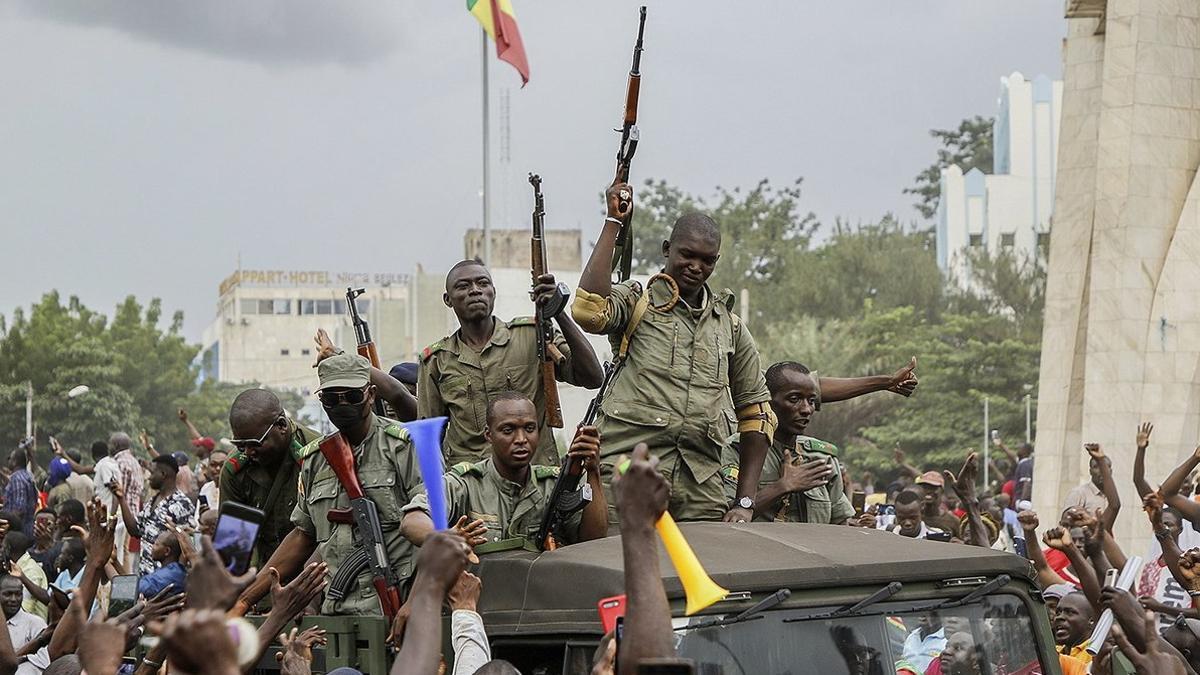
[[618, 459, 729, 615]]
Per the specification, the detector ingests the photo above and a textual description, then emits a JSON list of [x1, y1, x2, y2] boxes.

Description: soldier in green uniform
[[232, 354, 423, 619], [720, 362, 854, 524], [402, 391, 608, 553], [222, 389, 320, 566], [417, 260, 604, 466], [574, 182, 920, 526]]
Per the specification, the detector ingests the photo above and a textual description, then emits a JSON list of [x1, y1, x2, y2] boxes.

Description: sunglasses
[[229, 415, 285, 450], [317, 387, 369, 408]]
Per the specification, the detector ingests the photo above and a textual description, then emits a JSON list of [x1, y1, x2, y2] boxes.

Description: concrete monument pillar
[[1036, 0, 1200, 554]]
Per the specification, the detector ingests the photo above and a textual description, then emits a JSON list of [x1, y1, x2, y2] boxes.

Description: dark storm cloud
[[15, 0, 403, 66]]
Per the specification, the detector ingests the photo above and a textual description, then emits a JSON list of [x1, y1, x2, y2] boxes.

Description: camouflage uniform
[[219, 420, 318, 566], [418, 317, 584, 466], [572, 278, 773, 524], [402, 458, 573, 553], [721, 433, 854, 524]]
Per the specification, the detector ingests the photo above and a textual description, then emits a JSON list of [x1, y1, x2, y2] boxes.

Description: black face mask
[[326, 403, 366, 430]]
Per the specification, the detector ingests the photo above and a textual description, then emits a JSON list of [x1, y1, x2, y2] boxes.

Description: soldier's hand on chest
[[781, 457, 833, 493]]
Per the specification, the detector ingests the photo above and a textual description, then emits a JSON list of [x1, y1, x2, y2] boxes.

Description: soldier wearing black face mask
[[232, 354, 424, 619]]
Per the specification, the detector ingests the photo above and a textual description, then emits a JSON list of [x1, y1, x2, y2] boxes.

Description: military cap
[[318, 353, 371, 390]]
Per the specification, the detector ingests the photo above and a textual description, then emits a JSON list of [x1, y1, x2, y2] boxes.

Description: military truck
[[474, 523, 1058, 675], [254, 522, 1062, 674]]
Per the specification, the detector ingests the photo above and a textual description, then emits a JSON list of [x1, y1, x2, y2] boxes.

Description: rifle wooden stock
[[530, 173, 564, 429], [541, 360, 563, 428], [318, 434, 365, 501], [357, 341, 381, 370]]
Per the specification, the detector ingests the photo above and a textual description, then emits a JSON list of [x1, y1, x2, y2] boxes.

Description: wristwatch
[[737, 496, 754, 510]]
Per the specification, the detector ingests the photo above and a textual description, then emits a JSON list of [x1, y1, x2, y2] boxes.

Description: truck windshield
[[675, 593, 1046, 675]]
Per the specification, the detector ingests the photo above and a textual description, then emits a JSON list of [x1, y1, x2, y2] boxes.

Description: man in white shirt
[[91, 442, 121, 514], [900, 612, 947, 673], [1, 575, 46, 653], [1063, 453, 1110, 515], [887, 490, 947, 540], [198, 450, 227, 511]]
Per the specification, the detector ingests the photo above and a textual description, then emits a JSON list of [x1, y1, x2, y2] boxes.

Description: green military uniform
[[402, 458, 575, 553], [219, 419, 318, 566], [573, 278, 772, 523], [418, 317, 584, 466], [720, 433, 854, 525], [291, 415, 424, 615]]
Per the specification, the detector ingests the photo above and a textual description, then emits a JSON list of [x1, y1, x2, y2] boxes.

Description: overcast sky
[[1, 2, 1065, 342]]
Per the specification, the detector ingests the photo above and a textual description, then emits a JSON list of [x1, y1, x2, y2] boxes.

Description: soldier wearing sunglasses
[[220, 389, 320, 570], [233, 354, 424, 622]]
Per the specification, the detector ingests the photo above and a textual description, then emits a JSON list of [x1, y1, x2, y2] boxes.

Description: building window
[[301, 348, 311, 356], [280, 349, 290, 356], [1037, 232, 1050, 250], [1000, 233, 1015, 248], [241, 299, 292, 315], [968, 234, 984, 248]]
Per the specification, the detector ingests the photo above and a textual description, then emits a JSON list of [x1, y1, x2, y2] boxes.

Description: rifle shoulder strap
[[616, 290, 652, 364]]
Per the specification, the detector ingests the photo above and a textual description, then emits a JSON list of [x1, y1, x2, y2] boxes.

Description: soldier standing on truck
[[231, 355, 423, 627], [417, 260, 604, 466]]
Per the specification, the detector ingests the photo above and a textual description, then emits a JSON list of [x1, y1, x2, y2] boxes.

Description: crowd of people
[[1, 182, 1195, 674]]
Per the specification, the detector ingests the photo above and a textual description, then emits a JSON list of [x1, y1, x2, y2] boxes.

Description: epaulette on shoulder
[[421, 341, 446, 362], [532, 464, 560, 480], [799, 436, 839, 457], [719, 288, 736, 311], [450, 461, 482, 477], [224, 452, 247, 474], [294, 440, 321, 462], [383, 424, 411, 441], [508, 316, 536, 328]]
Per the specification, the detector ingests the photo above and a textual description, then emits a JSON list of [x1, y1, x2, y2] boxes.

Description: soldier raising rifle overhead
[[417, 188, 603, 466]]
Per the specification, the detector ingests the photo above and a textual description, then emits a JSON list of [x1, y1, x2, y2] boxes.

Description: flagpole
[[480, 28, 491, 266]]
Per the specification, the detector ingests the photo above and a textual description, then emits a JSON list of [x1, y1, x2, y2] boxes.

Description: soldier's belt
[[474, 537, 540, 555]]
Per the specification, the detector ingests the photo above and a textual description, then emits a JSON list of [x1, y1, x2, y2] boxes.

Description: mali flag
[[469, 0, 530, 86]]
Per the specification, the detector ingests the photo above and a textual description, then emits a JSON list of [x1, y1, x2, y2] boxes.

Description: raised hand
[[1137, 422, 1154, 450], [1144, 492, 1165, 531], [186, 535, 256, 612], [1084, 443, 1105, 460], [1177, 548, 1200, 592], [606, 181, 634, 221], [313, 329, 340, 366], [614, 444, 669, 527], [447, 571, 482, 613], [143, 585, 186, 621], [892, 445, 906, 466], [1111, 611, 1188, 675], [84, 499, 115, 564], [269, 562, 328, 625], [888, 357, 918, 397], [1017, 510, 1040, 532], [943, 452, 979, 503], [152, 609, 240, 675], [1042, 527, 1074, 551], [177, 408, 188, 423], [451, 516, 488, 549], [77, 618, 132, 675], [276, 626, 327, 673]]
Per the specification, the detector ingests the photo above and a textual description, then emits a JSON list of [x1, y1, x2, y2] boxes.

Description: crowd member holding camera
[[112, 455, 195, 576]]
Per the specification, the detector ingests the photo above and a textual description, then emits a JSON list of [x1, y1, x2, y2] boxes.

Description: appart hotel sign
[[219, 270, 411, 296]]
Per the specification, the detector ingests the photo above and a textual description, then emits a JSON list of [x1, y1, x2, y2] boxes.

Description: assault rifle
[[529, 173, 569, 429], [610, 6, 647, 282], [535, 360, 620, 551], [346, 287, 385, 416], [318, 433, 402, 621]]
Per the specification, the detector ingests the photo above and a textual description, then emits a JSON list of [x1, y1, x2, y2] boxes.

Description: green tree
[[905, 116, 995, 219]]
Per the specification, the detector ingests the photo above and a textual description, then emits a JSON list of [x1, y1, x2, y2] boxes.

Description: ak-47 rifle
[[535, 360, 620, 551], [529, 173, 570, 429], [610, 6, 648, 283], [346, 287, 385, 416], [319, 433, 402, 621]]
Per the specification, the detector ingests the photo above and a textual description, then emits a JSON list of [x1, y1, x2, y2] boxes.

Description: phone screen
[[614, 616, 624, 675], [214, 502, 265, 575], [109, 574, 138, 618], [851, 491, 866, 514]]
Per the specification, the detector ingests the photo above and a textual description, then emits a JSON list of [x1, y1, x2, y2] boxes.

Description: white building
[[937, 72, 1063, 286], [197, 229, 623, 445]]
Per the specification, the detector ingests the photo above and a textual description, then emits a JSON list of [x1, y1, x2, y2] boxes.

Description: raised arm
[[1160, 445, 1200, 528], [1018, 510, 1071, 589], [1044, 527, 1102, 610], [817, 357, 918, 403], [945, 452, 989, 548], [578, 182, 631, 299], [893, 445, 920, 480], [178, 408, 202, 442], [111, 482, 140, 537], [543, 281, 604, 389], [567, 426, 609, 542], [613, 444, 677, 675], [389, 533, 470, 675], [139, 429, 160, 459], [314, 329, 416, 421], [1086, 444, 1121, 532], [1133, 423, 1155, 499]]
